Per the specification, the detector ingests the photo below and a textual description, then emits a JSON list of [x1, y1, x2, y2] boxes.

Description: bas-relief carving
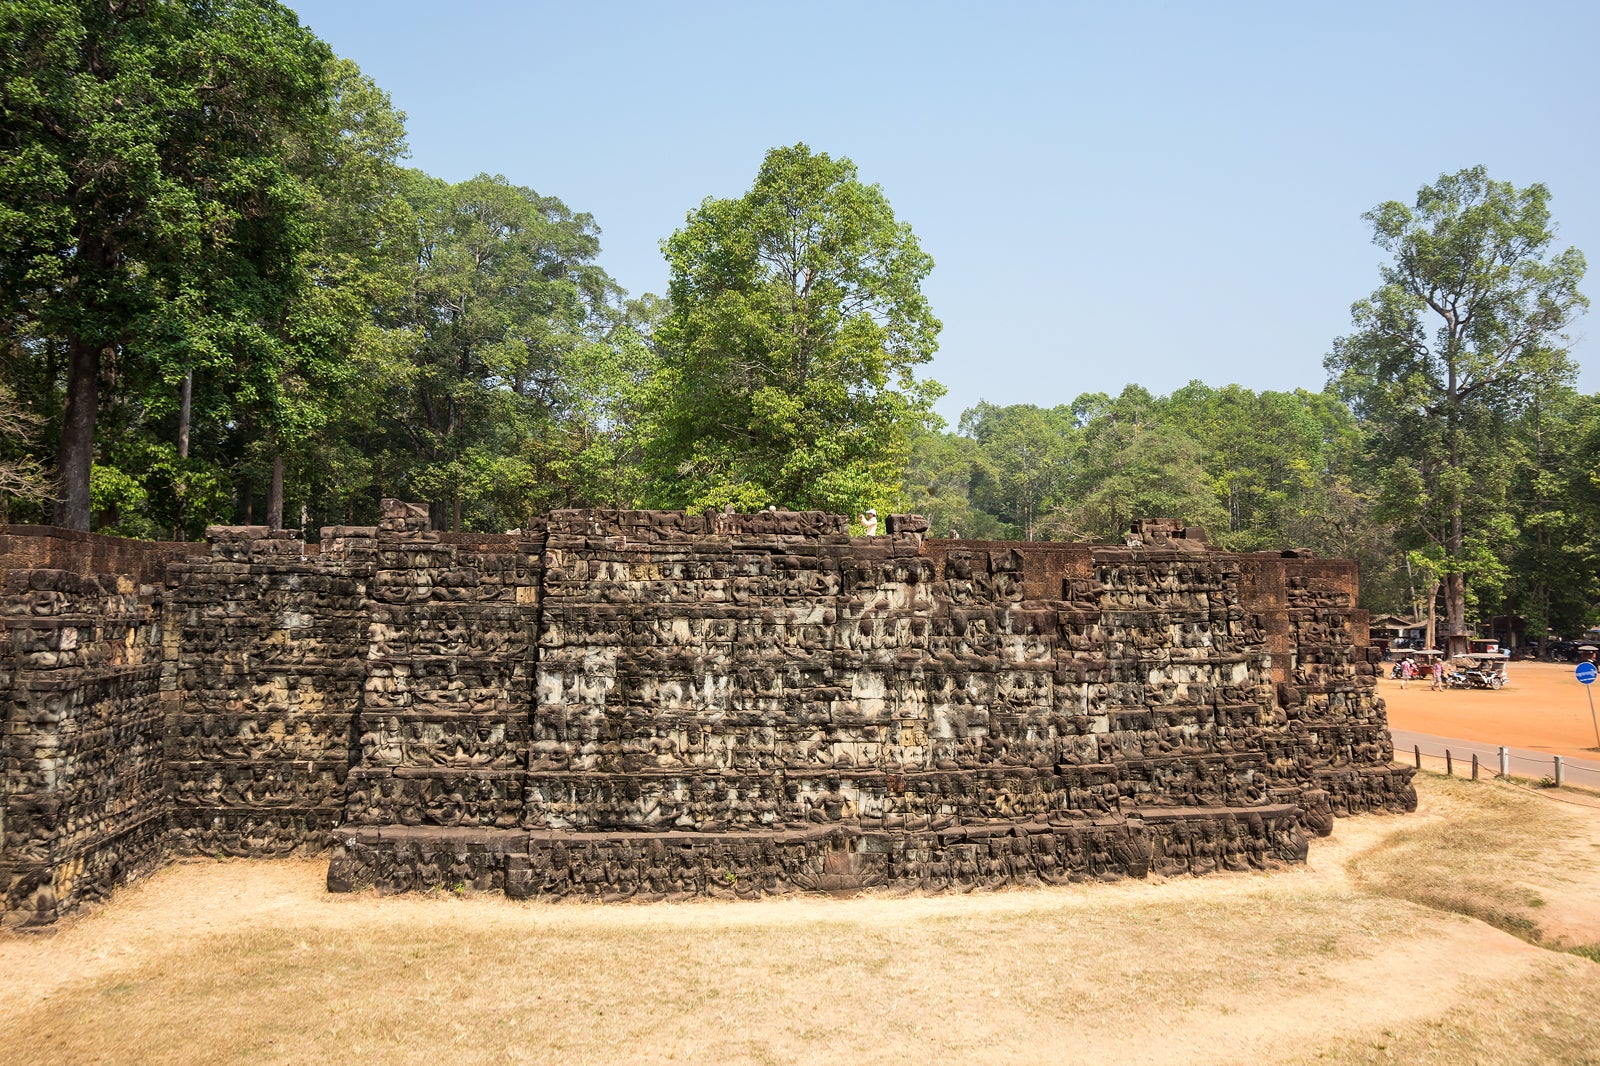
[[1, 508, 1414, 925]]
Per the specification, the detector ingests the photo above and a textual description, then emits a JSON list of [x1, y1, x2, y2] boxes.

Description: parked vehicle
[[1390, 649, 1443, 679], [1455, 652, 1509, 690]]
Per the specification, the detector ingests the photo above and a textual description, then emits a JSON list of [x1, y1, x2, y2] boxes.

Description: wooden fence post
[[1414, 745, 1421, 770], [1446, 750, 1453, 776], [1554, 755, 1564, 788], [1471, 753, 1479, 781]]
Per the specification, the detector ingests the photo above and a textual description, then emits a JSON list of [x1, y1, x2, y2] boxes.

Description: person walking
[[1430, 658, 1445, 691], [1400, 656, 1415, 689]]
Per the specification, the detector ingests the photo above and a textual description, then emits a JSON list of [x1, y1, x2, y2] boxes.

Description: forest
[[2, 1, 1596, 642]]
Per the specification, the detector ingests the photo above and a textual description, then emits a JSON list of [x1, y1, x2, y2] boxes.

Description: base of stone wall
[[326, 804, 1309, 901], [0, 810, 169, 929], [168, 807, 344, 858]]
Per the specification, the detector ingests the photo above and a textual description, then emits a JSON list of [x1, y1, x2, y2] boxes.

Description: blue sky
[[286, 0, 1599, 425]]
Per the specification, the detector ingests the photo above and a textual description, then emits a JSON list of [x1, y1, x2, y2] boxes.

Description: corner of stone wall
[[334, 501, 547, 873], [0, 555, 169, 928]]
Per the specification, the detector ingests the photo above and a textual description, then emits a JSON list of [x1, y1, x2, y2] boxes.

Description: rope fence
[[1404, 741, 1594, 789]]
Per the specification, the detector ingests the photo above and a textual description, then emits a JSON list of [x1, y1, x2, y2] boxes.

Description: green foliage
[[1502, 389, 1600, 637], [957, 402, 1074, 541], [649, 143, 943, 515], [1, 11, 1590, 653], [356, 170, 645, 531], [0, 0, 334, 529], [901, 430, 1013, 540], [1052, 415, 1227, 543], [0, 377, 46, 517], [1, 5, 666, 538], [905, 383, 1421, 612], [1326, 167, 1589, 635]]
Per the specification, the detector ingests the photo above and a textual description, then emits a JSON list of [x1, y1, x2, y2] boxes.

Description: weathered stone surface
[[161, 536, 370, 859], [0, 508, 1412, 924], [325, 804, 1307, 899], [0, 559, 173, 926]]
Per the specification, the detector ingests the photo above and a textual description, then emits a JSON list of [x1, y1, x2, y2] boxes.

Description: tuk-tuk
[[1390, 649, 1443, 679], [1450, 652, 1509, 690]]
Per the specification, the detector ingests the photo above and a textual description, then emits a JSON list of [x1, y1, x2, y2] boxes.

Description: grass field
[[5, 774, 1600, 1064]]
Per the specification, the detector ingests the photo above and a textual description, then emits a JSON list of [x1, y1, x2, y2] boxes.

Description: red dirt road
[[1380, 660, 1600, 760]]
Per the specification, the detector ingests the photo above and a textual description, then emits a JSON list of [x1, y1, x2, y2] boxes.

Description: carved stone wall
[[1, 562, 167, 925], [163, 526, 368, 858], [0, 509, 1413, 925], [342, 500, 547, 835], [329, 509, 1410, 899]]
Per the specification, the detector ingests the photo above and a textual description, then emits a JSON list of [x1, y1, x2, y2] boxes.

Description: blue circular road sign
[[1578, 662, 1598, 685]]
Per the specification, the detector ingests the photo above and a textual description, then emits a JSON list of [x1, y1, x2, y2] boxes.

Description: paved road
[[1390, 728, 1600, 789]]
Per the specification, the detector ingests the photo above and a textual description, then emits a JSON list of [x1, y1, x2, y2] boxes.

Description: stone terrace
[[0, 508, 1413, 925]]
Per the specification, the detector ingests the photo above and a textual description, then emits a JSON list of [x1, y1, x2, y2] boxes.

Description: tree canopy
[[648, 143, 943, 515], [1326, 167, 1588, 641], [0, 0, 333, 531]]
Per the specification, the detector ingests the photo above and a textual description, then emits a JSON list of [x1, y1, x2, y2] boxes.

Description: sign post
[[1578, 661, 1599, 748]]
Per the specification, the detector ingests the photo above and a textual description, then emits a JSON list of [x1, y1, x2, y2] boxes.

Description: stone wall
[[331, 509, 1409, 898], [163, 526, 368, 859], [0, 509, 1413, 925], [342, 501, 547, 835], [0, 528, 204, 927]]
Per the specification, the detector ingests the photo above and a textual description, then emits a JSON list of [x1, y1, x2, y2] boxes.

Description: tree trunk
[[173, 369, 192, 540], [1444, 499, 1467, 639], [1423, 579, 1440, 650], [452, 489, 461, 533], [1445, 571, 1467, 642], [54, 337, 104, 531], [266, 455, 284, 530], [177, 370, 192, 459]]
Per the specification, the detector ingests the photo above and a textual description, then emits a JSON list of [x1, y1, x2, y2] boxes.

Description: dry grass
[[1347, 772, 1600, 953], [1290, 961, 1600, 1065], [5, 774, 1600, 1064]]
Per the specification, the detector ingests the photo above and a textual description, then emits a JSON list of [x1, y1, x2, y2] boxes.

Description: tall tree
[[0, 0, 331, 529], [901, 427, 1014, 540], [257, 55, 412, 533], [1326, 167, 1587, 640], [377, 172, 624, 531], [1503, 386, 1600, 641], [650, 143, 943, 515], [1162, 382, 1372, 552]]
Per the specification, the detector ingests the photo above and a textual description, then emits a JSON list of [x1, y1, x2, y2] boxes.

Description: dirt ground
[[5, 774, 1600, 1065], [1380, 660, 1600, 759]]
